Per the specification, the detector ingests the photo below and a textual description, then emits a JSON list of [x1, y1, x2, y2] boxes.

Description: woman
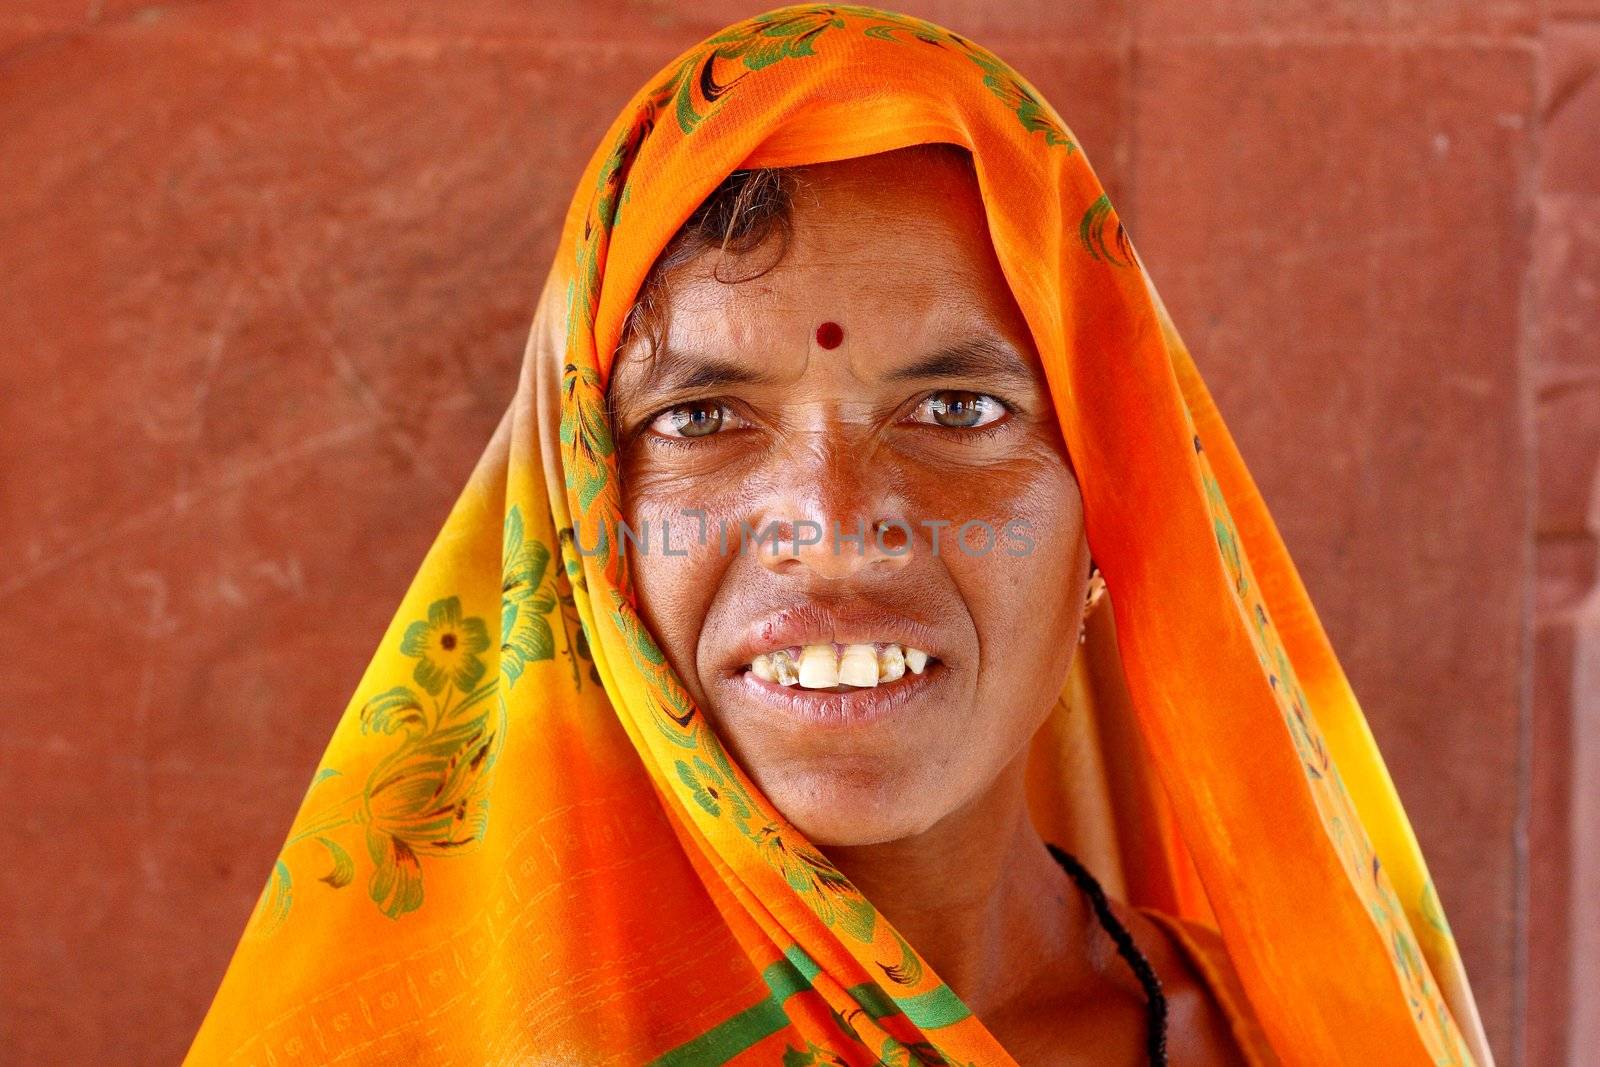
[[184, 6, 1495, 1065], [608, 140, 1260, 1065]]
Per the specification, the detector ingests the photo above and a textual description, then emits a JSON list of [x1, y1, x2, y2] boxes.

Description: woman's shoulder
[[1119, 903, 1283, 1067]]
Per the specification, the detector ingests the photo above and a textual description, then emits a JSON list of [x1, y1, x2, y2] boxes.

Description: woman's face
[[608, 146, 1090, 847]]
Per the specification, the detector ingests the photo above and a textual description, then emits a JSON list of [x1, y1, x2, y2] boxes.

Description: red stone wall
[[1532, 9, 1600, 1064], [0, 3, 1590, 1064]]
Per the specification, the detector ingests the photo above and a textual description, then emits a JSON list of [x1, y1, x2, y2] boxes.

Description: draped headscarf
[[184, 6, 1495, 1064]]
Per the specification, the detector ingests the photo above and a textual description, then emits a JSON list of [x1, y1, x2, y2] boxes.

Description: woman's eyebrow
[[639, 351, 778, 395], [885, 336, 1036, 388]]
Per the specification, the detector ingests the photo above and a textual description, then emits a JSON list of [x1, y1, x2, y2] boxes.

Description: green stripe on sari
[[648, 946, 966, 1064], [647, 957, 807, 1065], [891, 983, 971, 1028]]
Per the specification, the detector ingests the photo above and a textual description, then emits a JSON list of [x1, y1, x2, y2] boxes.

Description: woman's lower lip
[[727, 661, 946, 726]]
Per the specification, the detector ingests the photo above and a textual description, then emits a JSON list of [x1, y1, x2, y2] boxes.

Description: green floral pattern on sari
[[629, 5, 1078, 148], [503, 504, 596, 690], [609, 589, 698, 736], [246, 509, 575, 932], [676, 755, 751, 820], [689, 710, 877, 945], [1079, 193, 1137, 269], [853, 8, 1074, 149], [400, 596, 490, 695], [647, 9, 846, 137]]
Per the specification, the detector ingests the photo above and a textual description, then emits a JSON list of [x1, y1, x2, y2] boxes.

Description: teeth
[[838, 644, 879, 687], [798, 645, 839, 689], [878, 645, 905, 682], [749, 643, 931, 689], [770, 649, 799, 686]]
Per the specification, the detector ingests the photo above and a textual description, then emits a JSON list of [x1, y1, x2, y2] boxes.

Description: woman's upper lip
[[722, 601, 944, 674]]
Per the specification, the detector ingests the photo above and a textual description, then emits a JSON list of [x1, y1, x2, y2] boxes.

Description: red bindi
[[815, 321, 843, 349]]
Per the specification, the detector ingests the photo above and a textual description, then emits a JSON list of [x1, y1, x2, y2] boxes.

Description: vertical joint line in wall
[[1510, 16, 1546, 1067], [1123, 5, 1138, 224]]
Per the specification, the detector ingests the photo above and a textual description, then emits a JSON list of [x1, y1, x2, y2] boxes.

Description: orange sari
[[184, 5, 1494, 1064]]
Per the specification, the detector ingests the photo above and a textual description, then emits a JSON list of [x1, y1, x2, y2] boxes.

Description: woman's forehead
[[617, 176, 1033, 374], [604, 143, 1051, 410], [608, 274, 1043, 401]]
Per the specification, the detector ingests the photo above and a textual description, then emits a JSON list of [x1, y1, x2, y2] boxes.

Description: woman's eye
[[910, 390, 1010, 430], [647, 400, 741, 439]]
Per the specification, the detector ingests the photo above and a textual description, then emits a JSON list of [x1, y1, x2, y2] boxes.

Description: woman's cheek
[[955, 461, 1083, 635], [619, 478, 726, 665]]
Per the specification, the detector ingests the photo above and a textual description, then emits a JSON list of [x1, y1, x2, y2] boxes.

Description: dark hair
[[615, 166, 798, 368], [615, 142, 976, 368]]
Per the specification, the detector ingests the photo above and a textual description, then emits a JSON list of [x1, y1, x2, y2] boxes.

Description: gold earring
[[1078, 564, 1106, 645]]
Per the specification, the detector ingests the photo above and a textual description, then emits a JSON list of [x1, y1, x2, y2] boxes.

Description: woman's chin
[[761, 768, 947, 848]]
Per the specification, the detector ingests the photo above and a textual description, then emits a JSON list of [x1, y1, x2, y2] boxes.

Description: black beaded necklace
[[1046, 842, 1169, 1066]]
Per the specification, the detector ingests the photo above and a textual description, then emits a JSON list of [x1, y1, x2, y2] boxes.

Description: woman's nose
[[751, 438, 912, 581], [751, 514, 913, 580]]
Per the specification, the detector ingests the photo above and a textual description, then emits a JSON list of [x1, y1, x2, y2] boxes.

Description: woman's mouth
[[736, 643, 947, 726], [747, 642, 934, 691], [728, 642, 947, 726], [718, 605, 950, 725]]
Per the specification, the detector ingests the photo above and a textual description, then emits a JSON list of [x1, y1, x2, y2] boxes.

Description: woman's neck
[[819, 749, 1093, 1018]]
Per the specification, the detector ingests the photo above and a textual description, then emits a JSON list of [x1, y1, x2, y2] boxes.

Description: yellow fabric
[[184, 5, 1495, 1064]]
